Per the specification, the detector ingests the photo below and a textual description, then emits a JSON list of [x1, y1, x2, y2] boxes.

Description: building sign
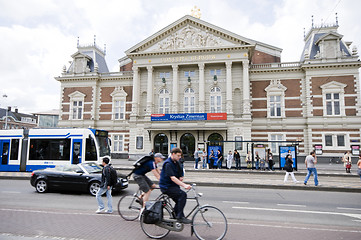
[[351, 145, 360, 155], [314, 144, 322, 155], [279, 146, 297, 170], [151, 113, 227, 121], [161, 55, 216, 64]]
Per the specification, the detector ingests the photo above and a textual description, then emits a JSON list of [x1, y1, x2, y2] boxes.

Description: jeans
[[217, 160, 222, 169], [96, 187, 112, 212], [304, 168, 318, 186], [202, 157, 207, 168], [235, 159, 240, 169], [194, 158, 200, 169], [255, 161, 259, 170], [268, 160, 274, 170], [162, 187, 187, 219]]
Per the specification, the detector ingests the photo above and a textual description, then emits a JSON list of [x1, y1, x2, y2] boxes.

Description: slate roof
[[0, 108, 37, 122]]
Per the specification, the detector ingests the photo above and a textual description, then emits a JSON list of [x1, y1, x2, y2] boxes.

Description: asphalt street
[[0, 180, 361, 240]]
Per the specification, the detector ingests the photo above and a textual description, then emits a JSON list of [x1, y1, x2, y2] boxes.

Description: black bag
[[108, 166, 118, 186], [143, 201, 163, 224], [133, 155, 153, 169]]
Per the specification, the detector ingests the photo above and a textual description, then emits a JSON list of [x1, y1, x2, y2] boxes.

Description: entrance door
[[0, 140, 10, 171], [154, 133, 168, 155], [72, 139, 82, 164], [180, 133, 195, 162]]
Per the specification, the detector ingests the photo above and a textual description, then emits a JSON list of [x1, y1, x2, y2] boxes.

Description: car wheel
[[35, 179, 48, 193], [89, 181, 100, 196]]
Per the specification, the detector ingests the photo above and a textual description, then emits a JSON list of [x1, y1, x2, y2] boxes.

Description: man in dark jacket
[[96, 157, 113, 213]]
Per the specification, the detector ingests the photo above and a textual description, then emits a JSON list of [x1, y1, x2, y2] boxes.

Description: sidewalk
[[1, 159, 360, 193]]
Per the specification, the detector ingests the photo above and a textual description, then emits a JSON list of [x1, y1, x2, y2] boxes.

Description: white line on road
[[277, 204, 306, 208], [0, 208, 118, 217], [222, 201, 249, 204], [337, 207, 361, 211], [232, 206, 361, 221], [1, 191, 21, 194]]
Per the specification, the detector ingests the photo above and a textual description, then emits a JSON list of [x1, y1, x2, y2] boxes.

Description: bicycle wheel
[[140, 205, 172, 239], [192, 205, 228, 240], [117, 194, 142, 221]]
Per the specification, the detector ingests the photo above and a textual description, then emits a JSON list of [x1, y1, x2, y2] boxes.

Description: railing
[[250, 62, 301, 69]]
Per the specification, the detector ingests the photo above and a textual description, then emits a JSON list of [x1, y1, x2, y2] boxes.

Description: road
[[0, 180, 361, 240]]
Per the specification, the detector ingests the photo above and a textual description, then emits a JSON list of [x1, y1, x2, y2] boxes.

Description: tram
[[0, 128, 111, 172]]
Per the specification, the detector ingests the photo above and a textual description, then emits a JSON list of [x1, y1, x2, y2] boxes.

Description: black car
[[30, 162, 128, 196]]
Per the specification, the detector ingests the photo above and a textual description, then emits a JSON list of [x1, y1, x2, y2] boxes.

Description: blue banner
[[151, 113, 207, 121], [279, 146, 296, 168]]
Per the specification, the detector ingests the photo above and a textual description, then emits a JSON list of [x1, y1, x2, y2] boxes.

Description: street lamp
[[2, 94, 8, 130]]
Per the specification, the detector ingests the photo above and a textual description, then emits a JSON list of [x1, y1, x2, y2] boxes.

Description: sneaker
[[304, 182, 307, 185], [105, 210, 113, 214], [177, 217, 192, 224], [96, 208, 105, 214]]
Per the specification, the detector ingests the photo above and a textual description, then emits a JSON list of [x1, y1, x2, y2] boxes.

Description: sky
[[0, 0, 360, 114]]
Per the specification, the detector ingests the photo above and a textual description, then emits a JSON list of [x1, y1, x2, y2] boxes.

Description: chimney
[[7, 106, 11, 112], [15, 108, 18, 113]]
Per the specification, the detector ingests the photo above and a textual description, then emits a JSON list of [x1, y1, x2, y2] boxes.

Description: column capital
[[132, 66, 138, 72], [172, 64, 178, 71], [226, 61, 232, 69], [198, 63, 205, 71], [242, 60, 249, 67], [146, 66, 153, 72]]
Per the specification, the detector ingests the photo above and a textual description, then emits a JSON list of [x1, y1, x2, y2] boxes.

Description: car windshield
[[80, 162, 103, 174]]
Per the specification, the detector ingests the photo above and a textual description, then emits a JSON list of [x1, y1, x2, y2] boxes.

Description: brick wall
[[252, 50, 281, 64]]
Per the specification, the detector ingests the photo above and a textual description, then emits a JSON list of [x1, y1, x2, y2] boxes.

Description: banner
[[151, 113, 227, 121]]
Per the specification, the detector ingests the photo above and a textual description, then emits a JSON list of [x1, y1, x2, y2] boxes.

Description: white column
[[146, 66, 153, 115], [242, 60, 251, 116], [172, 64, 179, 113], [131, 66, 139, 116], [226, 61, 233, 114], [198, 63, 205, 112]]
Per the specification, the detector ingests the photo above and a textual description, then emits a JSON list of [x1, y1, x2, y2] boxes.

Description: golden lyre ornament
[[191, 6, 201, 19]]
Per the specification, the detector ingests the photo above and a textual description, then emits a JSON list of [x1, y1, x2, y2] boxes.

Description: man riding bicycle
[[159, 148, 192, 224], [133, 152, 166, 207]]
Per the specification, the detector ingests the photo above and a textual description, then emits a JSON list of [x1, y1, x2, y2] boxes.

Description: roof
[[0, 108, 37, 122], [67, 45, 109, 73]]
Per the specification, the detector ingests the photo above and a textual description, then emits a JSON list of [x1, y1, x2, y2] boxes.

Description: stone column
[[198, 63, 205, 112], [131, 66, 139, 116], [226, 61, 233, 114], [242, 60, 251, 116], [146, 66, 153, 115], [172, 64, 179, 113]]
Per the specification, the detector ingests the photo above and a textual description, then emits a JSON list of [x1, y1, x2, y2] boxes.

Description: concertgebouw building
[[56, 15, 361, 163]]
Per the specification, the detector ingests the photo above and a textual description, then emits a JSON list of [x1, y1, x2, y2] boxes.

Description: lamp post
[[2, 94, 8, 130]]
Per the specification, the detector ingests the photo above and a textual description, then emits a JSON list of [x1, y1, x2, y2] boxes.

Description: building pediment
[[126, 15, 281, 55], [320, 81, 347, 90], [315, 32, 343, 44], [71, 52, 92, 60]]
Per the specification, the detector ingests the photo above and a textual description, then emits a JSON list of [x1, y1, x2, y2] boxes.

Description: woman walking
[[342, 151, 352, 173], [267, 149, 274, 171], [284, 154, 298, 183]]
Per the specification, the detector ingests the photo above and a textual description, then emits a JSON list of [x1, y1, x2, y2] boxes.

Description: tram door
[[72, 139, 82, 164], [0, 140, 10, 171]]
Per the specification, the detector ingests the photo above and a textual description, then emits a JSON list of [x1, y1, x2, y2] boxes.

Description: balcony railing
[[250, 62, 301, 69]]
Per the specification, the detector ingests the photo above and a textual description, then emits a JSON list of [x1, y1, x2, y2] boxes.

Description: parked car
[[30, 162, 128, 196]]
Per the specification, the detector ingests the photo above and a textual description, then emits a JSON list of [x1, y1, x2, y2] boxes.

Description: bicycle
[[140, 184, 228, 240], [117, 188, 143, 221]]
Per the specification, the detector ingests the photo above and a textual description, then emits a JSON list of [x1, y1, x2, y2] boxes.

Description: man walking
[[96, 157, 113, 213], [159, 148, 192, 224], [194, 148, 200, 169], [304, 151, 319, 186]]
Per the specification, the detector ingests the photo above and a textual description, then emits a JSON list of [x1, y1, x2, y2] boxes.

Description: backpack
[[142, 200, 163, 224], [127, 155, 153, 177], [108, 166, 118, 186]]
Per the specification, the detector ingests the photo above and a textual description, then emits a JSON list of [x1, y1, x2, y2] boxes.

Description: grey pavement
[[1, 159, 360, 192]]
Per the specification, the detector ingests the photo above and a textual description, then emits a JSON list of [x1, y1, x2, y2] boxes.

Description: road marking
[[277, 204, 306, 208], [1, 191, 21, 194], [232, 206, 361, 220], [227, 222, 361, 233], [0, 208, 119, 217], [338, 207, 361, 211], [222, 201, 249, 204]]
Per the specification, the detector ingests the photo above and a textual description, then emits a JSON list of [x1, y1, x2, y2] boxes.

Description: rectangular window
[[235, 136, 243, 150], [271, 134, 283, 153], [325, 93, 341, 116], [270, 95, 281, 117], [136, 136, 143, 150], [325, 135, 333, 146], [337, 135, 345, 147], [184, 71, 195, 77], [72, 101, 83, 120], [159, 72, 170, 78], [10, 139, 20, 160], [113, 135, 124, 152], [210, 69, 222, 76], [85, 137, 97, 161], [29, 139, 71, 161], [114, 100, 125, 120]]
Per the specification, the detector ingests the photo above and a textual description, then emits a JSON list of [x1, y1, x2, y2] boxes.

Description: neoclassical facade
[[56, 15, 361, 161]]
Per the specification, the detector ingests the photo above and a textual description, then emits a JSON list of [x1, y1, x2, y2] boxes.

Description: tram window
[[85, 137, 97, 161], [29, 139, 71, 161], [10, 139, 20, 160]]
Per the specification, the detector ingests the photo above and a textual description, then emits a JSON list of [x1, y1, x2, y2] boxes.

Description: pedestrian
[[217, 150, 223, 169], [234, 150, 241, 170], [227, 151, 233, 169], [357, 155, 361, 180], [246, 151, 252, 169], [284, 154, 298, 183], [194, 148, 200, 169], [304, 151, 318, 186], [209, 150, 215, 169], [260, 155, 266, 171], [96, 157, 113, 214], [255, 151, 260, 170], [159, 148, 192, 224], [202, 150, 208, 169], [266, 149, 274, 171], [149, 149, 154, 156], [342, 151, 352, 173]]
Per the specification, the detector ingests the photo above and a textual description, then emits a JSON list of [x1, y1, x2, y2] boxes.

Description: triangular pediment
[[320, 81, 347, 90], [126, 15, 281, 55], [71, 52, 92, 60], [316, 32, 343, 44]]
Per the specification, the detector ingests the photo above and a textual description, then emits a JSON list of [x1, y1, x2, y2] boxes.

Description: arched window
[[184, 88, 195, 113], [159, 89, 170, 114], [154, 133, 168, 155], [210, 87, 222, 113]]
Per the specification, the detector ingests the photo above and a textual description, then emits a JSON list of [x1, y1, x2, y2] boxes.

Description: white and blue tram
[[0, 128, 111, 172]]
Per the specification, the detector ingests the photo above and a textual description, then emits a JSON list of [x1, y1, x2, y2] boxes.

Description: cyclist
[[133, 153, 166, 207], [159, 147, 192, 224]]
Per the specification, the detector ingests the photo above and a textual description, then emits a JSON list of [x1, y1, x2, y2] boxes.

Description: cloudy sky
[[0, 0, 360, 114]]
